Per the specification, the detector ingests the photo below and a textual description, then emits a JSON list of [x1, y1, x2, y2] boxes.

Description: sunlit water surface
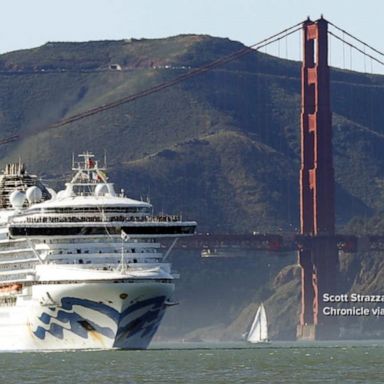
[[2, 341, 384, 383]]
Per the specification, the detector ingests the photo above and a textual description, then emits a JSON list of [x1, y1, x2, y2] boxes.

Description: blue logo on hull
[[33, 296, 166, 345], [114, 297, 166, 346]]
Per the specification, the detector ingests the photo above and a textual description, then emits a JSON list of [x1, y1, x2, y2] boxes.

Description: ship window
[[77, 249, 81, 254], [78, 259, 84, 264], [42, 206, 151, 214]]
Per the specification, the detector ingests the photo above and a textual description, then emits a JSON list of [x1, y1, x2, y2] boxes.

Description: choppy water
[[2, 341, 384, 384]]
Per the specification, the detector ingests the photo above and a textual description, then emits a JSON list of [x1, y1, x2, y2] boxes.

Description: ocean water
[[2, 341, 384, 384]]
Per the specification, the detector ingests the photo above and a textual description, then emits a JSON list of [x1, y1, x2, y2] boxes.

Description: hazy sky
[[1, 0, 383, 73]]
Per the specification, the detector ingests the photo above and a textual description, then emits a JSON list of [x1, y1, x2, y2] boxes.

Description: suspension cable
[[328, 20, 384, 58], [328, 30, 384, 67], [0, 135, 19, 145]]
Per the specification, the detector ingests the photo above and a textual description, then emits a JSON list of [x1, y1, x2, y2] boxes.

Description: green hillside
[[0, 35, 381, 232]]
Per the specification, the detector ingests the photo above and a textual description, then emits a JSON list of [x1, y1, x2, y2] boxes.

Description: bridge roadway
[[164, 233, 384, 253]]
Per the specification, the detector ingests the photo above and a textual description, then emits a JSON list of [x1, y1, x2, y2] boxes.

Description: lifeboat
[[0, 284, 22, 293]]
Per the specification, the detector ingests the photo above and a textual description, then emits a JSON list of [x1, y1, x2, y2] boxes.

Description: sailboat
[[246, 303, 269, 344]]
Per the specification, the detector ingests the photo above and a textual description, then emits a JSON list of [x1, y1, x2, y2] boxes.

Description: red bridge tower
[[297, 17, 339, 340]]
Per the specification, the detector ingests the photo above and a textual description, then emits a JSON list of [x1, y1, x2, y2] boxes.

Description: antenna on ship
[[119, 230, 129, 273]]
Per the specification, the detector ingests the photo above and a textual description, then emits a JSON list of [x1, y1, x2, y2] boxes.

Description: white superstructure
[[0, 153, 196, 350]]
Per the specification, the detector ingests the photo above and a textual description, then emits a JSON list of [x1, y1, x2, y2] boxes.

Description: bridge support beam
[[297, 17, 339, 340]]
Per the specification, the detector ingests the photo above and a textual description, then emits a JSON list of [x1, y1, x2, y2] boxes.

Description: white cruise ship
[[0, 152, 196, 350]]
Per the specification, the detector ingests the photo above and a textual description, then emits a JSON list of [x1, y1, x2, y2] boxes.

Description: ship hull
[[0, 280, 174, 350]]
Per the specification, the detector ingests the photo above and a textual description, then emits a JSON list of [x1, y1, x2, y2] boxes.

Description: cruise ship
[[0, 152, 196, 350]]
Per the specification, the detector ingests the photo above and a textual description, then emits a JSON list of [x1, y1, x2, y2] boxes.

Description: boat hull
[[0, 280, 174, 350]]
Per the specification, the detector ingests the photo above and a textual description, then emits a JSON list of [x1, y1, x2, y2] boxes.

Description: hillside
[[0, 35, 382, 232], [0, 36, 384, 338]]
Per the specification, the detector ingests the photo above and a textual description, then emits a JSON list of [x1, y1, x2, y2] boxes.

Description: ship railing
[[0, 297, 17, 307], [0, 257, 39, 265], [0, 260, 38, 275], [0, 247, 34, 255], [45, 260, 165, 269], [47, 255, 163, 265], [12, 214, 183, 224], [0, 269, 35, 279], [0, 277, 33, 285], [150, 215, 182, 222]]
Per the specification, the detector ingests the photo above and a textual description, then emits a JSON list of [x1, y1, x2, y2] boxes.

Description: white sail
[[247, 303, 269, 343]]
